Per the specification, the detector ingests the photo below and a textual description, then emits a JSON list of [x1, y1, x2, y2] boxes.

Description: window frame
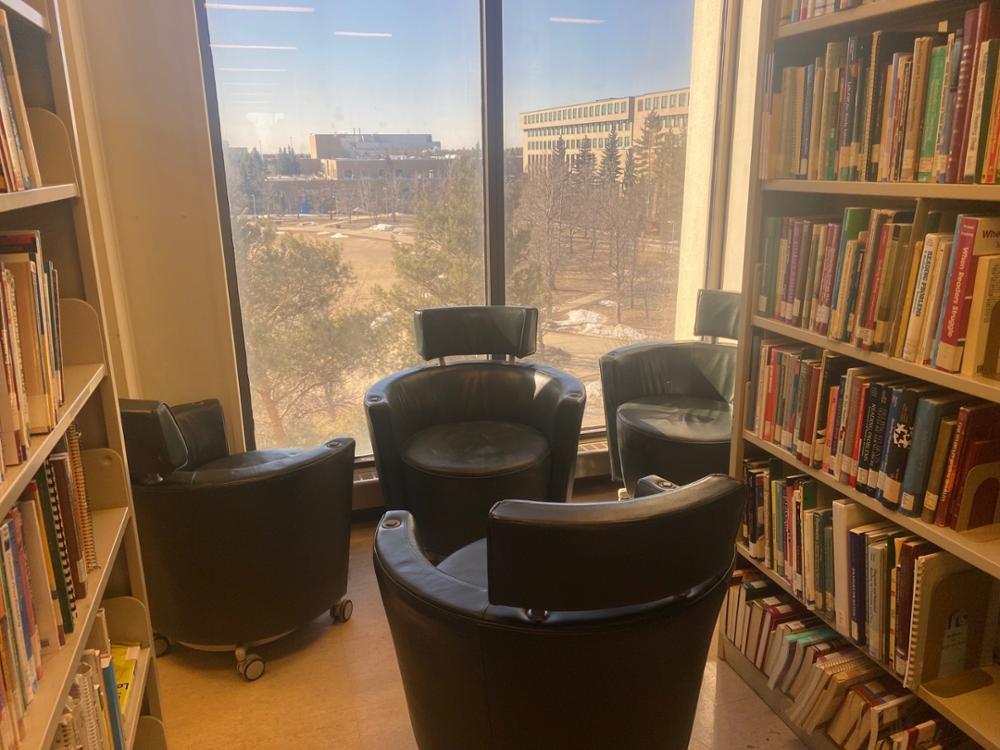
[[196, 0, 739, 456]]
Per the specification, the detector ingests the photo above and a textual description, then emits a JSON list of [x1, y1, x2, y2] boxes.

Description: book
[[935, 215, 1000, 372], [899, 393, 969, 516], [952, 438, 1000, 529], [920, 416, 958, 524], [961, 254, 1000, 377]]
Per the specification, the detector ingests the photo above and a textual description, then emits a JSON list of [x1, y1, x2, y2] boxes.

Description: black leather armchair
[[120, 398, 355, 681], [600, 289, 740, 495], [365, 306, 585, 560], [374, 474, 745, 750]]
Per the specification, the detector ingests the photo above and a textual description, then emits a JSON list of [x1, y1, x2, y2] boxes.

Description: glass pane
[[205, 1, 484, 453], [503, 0, 702, 431]]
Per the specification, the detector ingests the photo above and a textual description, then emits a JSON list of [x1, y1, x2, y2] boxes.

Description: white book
[[917, 237, 951, 364], [832, 499, 879, 636], [901, 234, 943, 361]]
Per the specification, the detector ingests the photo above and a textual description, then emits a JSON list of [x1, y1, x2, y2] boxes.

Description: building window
[[679, 92, 687, 106]]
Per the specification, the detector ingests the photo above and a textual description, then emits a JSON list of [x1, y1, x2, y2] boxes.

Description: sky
[[205, 0, 695, 153]]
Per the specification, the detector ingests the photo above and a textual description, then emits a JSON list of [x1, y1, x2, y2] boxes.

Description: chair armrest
[[527, 364, 586, 501], [169, 399, 229, 468], [373, 511, 490, 617], [365, 371, 419, 510], [633, 475, 679, 498]]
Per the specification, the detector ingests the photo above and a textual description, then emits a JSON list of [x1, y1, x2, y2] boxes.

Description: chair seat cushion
[[436, 538, 488, 588], [403, 421, 549, 478], [617, 395, 732, 445]]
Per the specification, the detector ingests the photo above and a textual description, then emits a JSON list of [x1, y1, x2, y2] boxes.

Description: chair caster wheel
[[236, 653, 265, 682], [153, 633, 170, 657], [332, 599, 353, 623]]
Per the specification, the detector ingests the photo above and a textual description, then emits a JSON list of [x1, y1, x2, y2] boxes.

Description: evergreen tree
[[623, 148, 636, 191], [634, 111, 662, 180], [574, 137, 595, 182], [276, 146, 300, 176], [229, 148, 267, 214], [597, 128, 621, 184], [551, 136, 568, 174]]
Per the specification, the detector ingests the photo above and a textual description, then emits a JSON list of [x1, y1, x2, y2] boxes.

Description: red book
[[935, 402, 1000, 525], [950, 437, 1000, 528], [798, 361, 823, 463], [936, 216, 1000, 372], [821, 384, 840, 472], [850, 382, 872, 487], [957, 4, 1000, 181], [946, 8, 984, 183]]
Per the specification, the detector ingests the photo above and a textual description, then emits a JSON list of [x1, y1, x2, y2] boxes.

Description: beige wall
[[61, 0, 245, 450]]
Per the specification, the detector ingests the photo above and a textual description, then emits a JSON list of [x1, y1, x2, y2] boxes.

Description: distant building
[[321, 156, 451, 181], [520, 87, 689, 173], [309, 133, 440, 160]]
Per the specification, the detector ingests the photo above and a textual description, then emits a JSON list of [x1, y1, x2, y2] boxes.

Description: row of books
[[0, 229, 66, 478], [777, 0, 872, 28], [749, 337, 1000, 530], [0, 429, 96, 750], [723, 568, 980, 749], [0, 11, 39, 194], [758, 207, 1000, 380], [741, 458, 1000, 692], [762, 3, 1000, 185], [51, 611, 135, 750]]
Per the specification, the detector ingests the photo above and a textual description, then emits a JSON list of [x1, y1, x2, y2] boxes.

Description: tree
[[623, 148, 637, 191], [574, 137, 595, 183], [634, 111, 662, 180], [276, 146, 300, 176], [597, 128, 622, 185], [227, 148, 266, 215], [551, 136, 567, 171], [232, 215, 369, 446]]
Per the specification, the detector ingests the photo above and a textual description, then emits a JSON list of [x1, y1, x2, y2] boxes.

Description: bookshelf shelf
[[743, 430, 1000, 580], [751, 316, 1000, 402], [763, 179, 1000, 201], [0, 361, 105, 518], [718, 636, 842, 750], [19, 506, 130, 750], [918, 666, 1000, 750], [0, 183, 77, 213], [774, 0, 957, 41], [0, 0, 47, 33]]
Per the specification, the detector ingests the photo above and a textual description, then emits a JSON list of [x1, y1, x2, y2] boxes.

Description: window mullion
[[480, 0, 506, 305]]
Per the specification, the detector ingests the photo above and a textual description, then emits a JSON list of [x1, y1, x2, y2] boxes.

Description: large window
[[201, 0, 725, 453], [503, 1, 700, 429], [203, 1, 484, 453]]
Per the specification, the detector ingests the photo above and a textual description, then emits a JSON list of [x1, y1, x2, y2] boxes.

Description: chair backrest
[[119, 399, 189, 480], [414, 305, 537, 360], [693, 288, 740, 340], [486, 474, 744, 612]]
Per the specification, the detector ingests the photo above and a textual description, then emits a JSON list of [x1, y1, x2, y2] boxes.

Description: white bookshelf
[[724, 2, 1000, 749], [0, 0, 166, 747]]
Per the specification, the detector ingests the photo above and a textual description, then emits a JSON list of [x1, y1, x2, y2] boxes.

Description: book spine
[[945, 12, 979, 183], [936, 217, 979, 371], [918, 45, 947, 182]]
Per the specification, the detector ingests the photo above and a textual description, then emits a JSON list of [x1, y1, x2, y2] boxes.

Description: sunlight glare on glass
[[205, 3, 315, 12], [333, 31, 393, 38], [548, 17, 605, 24]]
